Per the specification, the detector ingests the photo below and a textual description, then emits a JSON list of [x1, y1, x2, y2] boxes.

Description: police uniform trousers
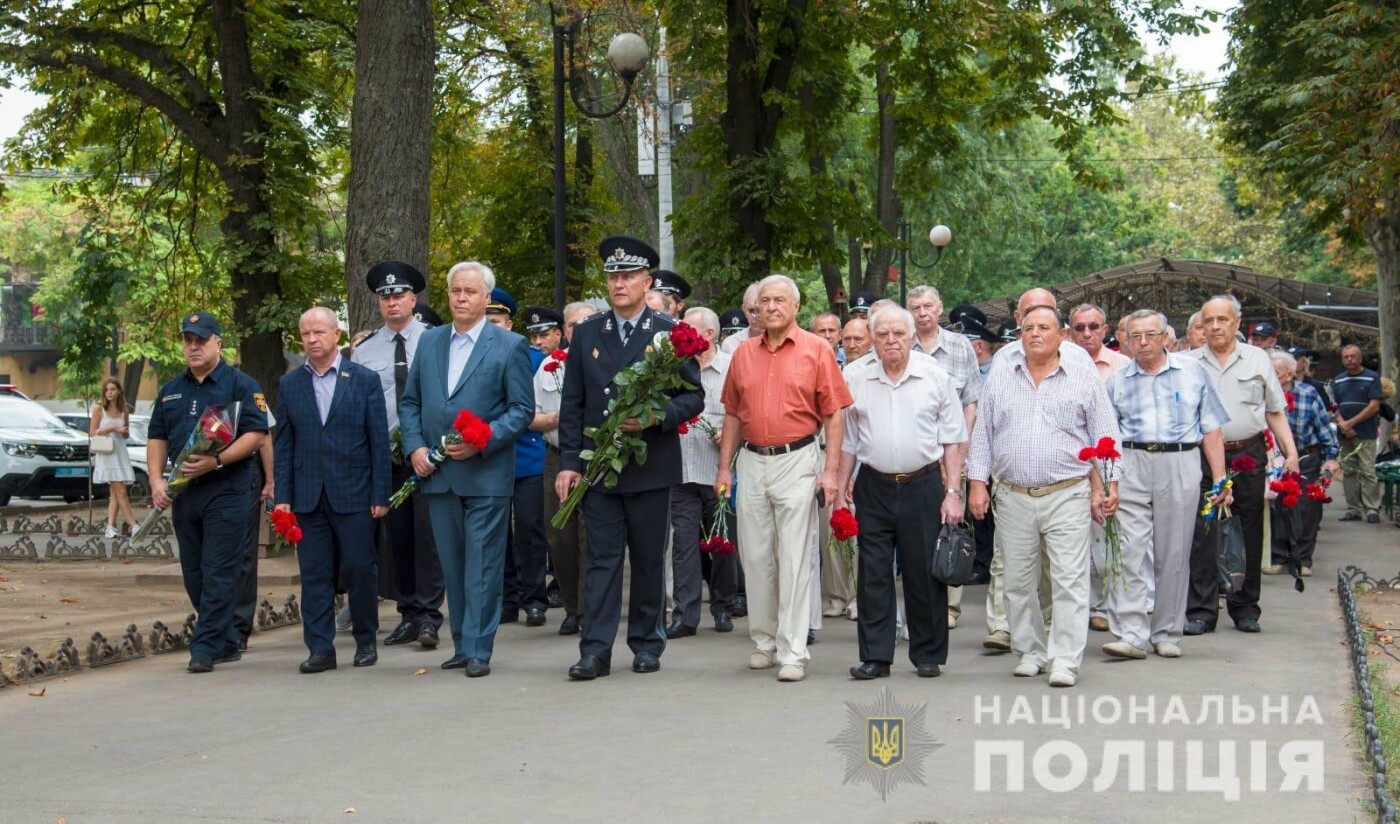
[[669, 482, 739, 628], [233, 457, 264, 643], [426, 493, 511, 661], [382, 461, 444, 630], [579, 485, 670, 665], [502, 474, 550, 615], [1107, 448, 1200, 649], [1270, 449, 1323, 569], [853, 466, 949, 667], [173, 469, 257, 660], [735, 442, 820, 667], [995, 478, 1092, 677], [1187, 437, 1266, 628], [298, 492, 378, 654], [544, 447, 586, 617]]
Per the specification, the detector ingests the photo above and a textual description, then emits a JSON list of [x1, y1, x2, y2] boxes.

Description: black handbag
[[930, 523, 976, 586]]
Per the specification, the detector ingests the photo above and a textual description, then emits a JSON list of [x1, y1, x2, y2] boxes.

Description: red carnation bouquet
[[390, 409, 492, 507], [131, 406, 237, 541], [541, 348, 568, 391], [1268, 471, 1304, 508], [1078, 437, 1124, 594], [677, 414, 718, 439], [701, 484, 736, 556], [552, 322, 709, 528], [268, 508, 303, 556], [828, 507, 860, 581]]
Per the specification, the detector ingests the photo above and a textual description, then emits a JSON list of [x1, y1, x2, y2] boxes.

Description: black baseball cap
[[181, 311, 221, 338]]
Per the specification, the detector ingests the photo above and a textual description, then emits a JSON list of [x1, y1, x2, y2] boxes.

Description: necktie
[[393, 333, 407, 403], [622, 320, 634, 344]]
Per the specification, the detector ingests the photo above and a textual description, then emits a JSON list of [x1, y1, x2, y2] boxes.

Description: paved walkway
[[1, 502, 1392, 823]]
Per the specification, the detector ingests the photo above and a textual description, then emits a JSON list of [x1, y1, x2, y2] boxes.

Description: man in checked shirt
[[968, 304, 1122, 688]]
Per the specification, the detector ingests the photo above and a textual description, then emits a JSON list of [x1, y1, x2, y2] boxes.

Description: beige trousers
[[737, 444, 821, 666]]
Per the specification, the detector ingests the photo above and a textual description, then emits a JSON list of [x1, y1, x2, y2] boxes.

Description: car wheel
[[131, 470, 151, 498], [0, 493, 9, 506], [64, 494, 84, 503]]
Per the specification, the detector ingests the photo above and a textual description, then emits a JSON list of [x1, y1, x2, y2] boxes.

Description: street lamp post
[[550, 9, 650, 310], [897, 220, 952, 305]]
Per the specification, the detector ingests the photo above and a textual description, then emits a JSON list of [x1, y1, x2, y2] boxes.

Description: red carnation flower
[[1284, 391, 1296, 413], [830, 507, 860, 541], [1095, 437, 1119, 460], [677, 422, 690, 435], [1077, 446, 1096, 462], [1281, 495, 1299, 508], [1230, 454, 1258, 474], [550, 348, 568, 361], [453, 409, 492, 451], [543, 360, 560, 373]]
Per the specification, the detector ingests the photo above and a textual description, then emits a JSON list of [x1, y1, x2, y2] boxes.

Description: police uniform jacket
[[148, 360, 269, 487], [559, 307, 704, 494]]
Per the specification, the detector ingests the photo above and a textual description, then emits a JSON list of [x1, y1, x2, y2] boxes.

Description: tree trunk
[[863, 61, 898, 297], [1365, 201, 1400, 388], [121, 360, 144, 408], [808, 151, 845, 314], [565, 125, 594, 300], [344, 0, 435, 334]]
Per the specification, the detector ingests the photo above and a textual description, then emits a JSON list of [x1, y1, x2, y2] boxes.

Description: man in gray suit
[[399, 261, 536, 678]]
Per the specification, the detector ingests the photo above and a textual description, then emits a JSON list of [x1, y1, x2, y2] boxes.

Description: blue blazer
[[274, 358, 392, 514], [398, 319, 536, 498]]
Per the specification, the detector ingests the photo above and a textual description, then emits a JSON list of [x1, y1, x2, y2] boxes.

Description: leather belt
[[1000, 476, 1083, 498], [743, 434, 817, 457], [1223, 432, 1264, 452], [1123, 441, 1197, 453], [862, 462, 939, 485], [1300, 443, 1322, 458]]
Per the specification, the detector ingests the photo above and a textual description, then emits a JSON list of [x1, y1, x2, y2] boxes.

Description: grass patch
[[1351, 601, 1400, 811]]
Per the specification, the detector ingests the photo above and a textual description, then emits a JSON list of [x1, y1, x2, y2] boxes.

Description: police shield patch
[[253, 393, 268, 412], [867, 718, 903, 768]]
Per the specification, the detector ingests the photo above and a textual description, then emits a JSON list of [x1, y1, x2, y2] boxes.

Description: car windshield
[[0, 399, 72, 432], [128, 418, 149, 442]]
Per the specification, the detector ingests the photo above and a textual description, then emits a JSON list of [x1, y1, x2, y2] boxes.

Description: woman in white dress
[[90, 378, 138, 537]]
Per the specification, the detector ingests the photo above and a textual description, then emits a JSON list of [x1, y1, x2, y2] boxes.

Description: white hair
[[1188, 311, 1202, 328], [742, 282, 761, 304], [907, 284, 941, 304], [299, 306, 339, 328], [756, 274, 801, 304], [447, 261, 496, 292], [1204, 294, 1241, 319], [563, 301, 595, 324], [871, 306, 916, 336], [1124, 308, 1168, 333], [1270, 350, 1297, 372], [684, 306, 720, 333]]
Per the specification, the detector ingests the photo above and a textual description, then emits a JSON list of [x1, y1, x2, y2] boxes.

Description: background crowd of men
[[149, 235, 1397, 683]]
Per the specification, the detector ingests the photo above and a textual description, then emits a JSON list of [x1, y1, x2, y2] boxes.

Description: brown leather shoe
[[1089, 616, 1110, 632]]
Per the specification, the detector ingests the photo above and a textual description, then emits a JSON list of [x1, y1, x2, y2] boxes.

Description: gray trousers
[[1108, 448, 1200, 649], [1340, 437, 1381, 516]]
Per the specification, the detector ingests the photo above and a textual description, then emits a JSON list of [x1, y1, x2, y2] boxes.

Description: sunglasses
[[1071, 322, 1103, 333]]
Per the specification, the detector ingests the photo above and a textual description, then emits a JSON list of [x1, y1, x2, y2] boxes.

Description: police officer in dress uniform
[[350, 261, 446, 649], [556, 235, 705, 679], [651, 270, 692, 313], [849, 291, 877, 318], [148, 312, 269, 673]]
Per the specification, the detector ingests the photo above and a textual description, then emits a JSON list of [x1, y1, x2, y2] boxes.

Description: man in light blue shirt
[[1101, 310, 1232, 661]]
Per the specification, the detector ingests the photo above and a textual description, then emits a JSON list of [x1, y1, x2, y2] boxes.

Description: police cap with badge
[[182, 311, 222, 339], [948, 303, 1000, 345], [366, 260, 427, 295], [413, 301, 443, 328], [849, 290, 877, 315], [650, 269, 692, 300], [524, 306, 564, 333], [720, 308, 748, 334], [599, 235, 660, 272], [486, 287, 517, 318]]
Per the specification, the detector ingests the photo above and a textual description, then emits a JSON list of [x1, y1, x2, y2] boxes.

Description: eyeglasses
[[1128, 331, 1165, 342], [1071, 322, 1102, 333]]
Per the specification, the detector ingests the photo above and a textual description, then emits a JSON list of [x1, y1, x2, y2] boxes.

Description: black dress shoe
[[353, 644, 378, 667], [299, 652, 337, 674], [632, 651, 661, 673], [547, 585, 563, 609], [1234, 618, 1261, 633], [558, 614, 580, 636], [525, 608, 547, 627], [850, 661, 891, 680], [500, 609, 520, 624], [214, 647, 242, 664], [1183, 619, 1213, 636], [187, 656, 214, 674], [441, 654, 468, 670], [384, 620, 419, 645], [966, 572, 991, 586], [417, 624, 440, 648], [732, 595, 748, 617], [465, 658, 491, 678], [665, 621, 697, 639], [916, 663, 942, 678], [807, 630, 818, 645], [568, 655, 611, 680], [714, 612, 734, 633]]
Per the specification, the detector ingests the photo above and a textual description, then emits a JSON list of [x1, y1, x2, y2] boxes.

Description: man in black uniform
[[148, 312, 269, 673], [556, 235, 704, 679]]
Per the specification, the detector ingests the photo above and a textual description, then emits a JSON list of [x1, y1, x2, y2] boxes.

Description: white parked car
[[0, 395, 95, 506], [52, 411, 152, 498]]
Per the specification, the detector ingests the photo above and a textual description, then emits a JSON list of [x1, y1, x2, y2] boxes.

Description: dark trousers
[[1271, 451, 1324, 568], [382, 462, 444, 628], [1188, 438, 1266, 627], [853, 467, 949, 666], [233, 458, 263, 642], [973, 502, 995, 579], [580, 486, 669, 665], [173, 470, 256, 660], [503, 474, 549, 613], [669, 482, 739, 626], [297, 495, 378, 654], [544, 448, 586, 616]]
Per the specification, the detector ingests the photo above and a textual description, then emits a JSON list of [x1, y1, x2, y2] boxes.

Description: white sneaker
[[1153, 641, 1183, 658], [1102, 641, 1147, 660], [777, 664, 806, 682], [1262, 564, 1284, 575], [335, 604, 353, 632], [748, 649, 776, 670], [1013, 661, 1042, 677], [947, 614, 958, 630], [103, 525, 118, 539], [1049, 671, 1077, 688], [983, 630, 1012, 651]]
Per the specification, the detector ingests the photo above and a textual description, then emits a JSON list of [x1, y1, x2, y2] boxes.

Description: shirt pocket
[[1048, 400, 1083, 434], [1235, 375, 1264, 407]]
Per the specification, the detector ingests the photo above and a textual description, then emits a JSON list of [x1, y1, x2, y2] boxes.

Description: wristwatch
[[214, 455, 224, 471]]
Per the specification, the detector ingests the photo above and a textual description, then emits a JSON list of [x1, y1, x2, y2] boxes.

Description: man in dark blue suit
[[399, 261, 536, 678], [274, 306, 392, 673], [556, 235, 705, 680]]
